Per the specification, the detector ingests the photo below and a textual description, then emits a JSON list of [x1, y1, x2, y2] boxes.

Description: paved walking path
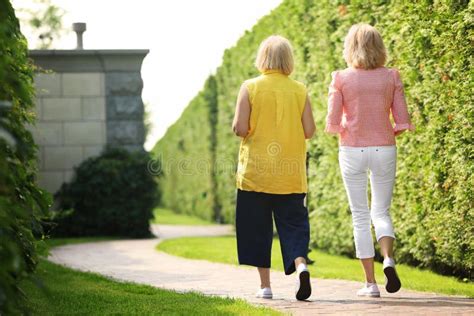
[[49, 225, 474, 315]]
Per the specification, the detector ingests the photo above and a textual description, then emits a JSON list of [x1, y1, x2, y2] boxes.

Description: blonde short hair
[[343, 23, 387, 70], [255, 35, 294, 75]]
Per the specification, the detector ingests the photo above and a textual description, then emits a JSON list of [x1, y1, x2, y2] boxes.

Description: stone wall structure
[[29, 49, 149, 193]]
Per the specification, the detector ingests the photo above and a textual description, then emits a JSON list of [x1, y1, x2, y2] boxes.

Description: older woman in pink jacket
[[325, 23, 414, 298]]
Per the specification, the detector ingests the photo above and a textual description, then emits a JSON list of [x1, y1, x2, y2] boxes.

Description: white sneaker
[[357, 283, 381, 297], [256, 287, 272, 299], [295, 264, 311, 300], [383, 257, 401, 293]]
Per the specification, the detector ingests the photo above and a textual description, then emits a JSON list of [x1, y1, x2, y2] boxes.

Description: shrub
[[53, 148, 159, 238], [0, 1, 52, 314], [154, 0, 473, 278]]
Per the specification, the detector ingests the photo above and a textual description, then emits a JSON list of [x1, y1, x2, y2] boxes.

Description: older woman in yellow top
[[232, 35, 316, 301]]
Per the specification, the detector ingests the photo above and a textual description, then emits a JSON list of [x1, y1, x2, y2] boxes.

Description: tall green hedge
[[154, 0, 473, 278], [153, 77, 218, 221], [0, 0, 52, 313]]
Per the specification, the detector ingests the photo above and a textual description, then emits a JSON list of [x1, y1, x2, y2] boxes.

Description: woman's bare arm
[[232, 84, 251, 138], [302, 94, 316, 139]]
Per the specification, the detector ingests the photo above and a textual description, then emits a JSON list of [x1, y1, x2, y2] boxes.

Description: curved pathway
[[49, 225, 474, 315]]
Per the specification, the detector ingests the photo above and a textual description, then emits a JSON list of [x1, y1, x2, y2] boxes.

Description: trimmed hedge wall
[[0, 0, 52, 313], [153, 77, 218, 221], [154, 0, 473, 278]]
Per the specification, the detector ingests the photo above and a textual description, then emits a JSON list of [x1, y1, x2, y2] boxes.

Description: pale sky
[[12, 0, 283, 150]]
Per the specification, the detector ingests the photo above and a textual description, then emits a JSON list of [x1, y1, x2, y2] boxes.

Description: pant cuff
[[356, 253, 375, 259], [284, 254, 309, 275], [376, 233, 396, 242], [238, 258, 271, 269]]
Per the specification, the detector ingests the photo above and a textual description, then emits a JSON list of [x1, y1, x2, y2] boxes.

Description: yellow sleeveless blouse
[[236, 70, 308, 194]]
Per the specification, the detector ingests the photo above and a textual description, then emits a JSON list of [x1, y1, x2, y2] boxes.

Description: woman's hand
[[394, 129, 406, 137]]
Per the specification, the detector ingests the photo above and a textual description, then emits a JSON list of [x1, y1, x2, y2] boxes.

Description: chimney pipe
[[72, 22, 86, 49]]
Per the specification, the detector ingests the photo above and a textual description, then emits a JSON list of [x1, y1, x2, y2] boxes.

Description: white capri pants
[[339, 146, 397, 259]]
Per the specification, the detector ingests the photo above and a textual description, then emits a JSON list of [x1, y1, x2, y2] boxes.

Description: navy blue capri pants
[[235, 189, 310, 275]]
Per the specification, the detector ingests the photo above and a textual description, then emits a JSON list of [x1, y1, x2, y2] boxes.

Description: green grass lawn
[[151, 207, 213, 225], [157, 235, 474, 298], [20, 259, 281, 315]]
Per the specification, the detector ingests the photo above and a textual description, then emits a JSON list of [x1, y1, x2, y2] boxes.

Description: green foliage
[[153, 76, 218, 222], [53, 148, 159, 238], [155, 0, 473, 277], [21, 259, 281, 315], [0, 0, 52, 313], [20, 0, 66, 49]]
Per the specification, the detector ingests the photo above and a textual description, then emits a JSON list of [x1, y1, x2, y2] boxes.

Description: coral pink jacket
[[325, 67, 414, 146]]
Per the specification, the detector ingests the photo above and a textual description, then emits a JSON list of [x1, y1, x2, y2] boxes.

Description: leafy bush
[[53, 148, 159, 238], [154, 0, 473, 278], [0, 1, 52, 314], [153, 76, 219, 222]]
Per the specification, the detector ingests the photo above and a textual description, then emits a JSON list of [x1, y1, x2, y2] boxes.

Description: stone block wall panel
[[64, 121, 105, 145], [29, 49, 148, 194], [38, 171, 64, 194], [42, 97, 82, 121], [106, 96, 143, 119], [107, 121, 145, 145], [83, 145, 103, 159], [105, 72, 142, 96], [44, 146, 83, 170], [62, 73, 104, 96], [31, 122, 63, 145], [82, 97, 106, 120], [35, 72, 61, 96], [34, 98, 43, 120], [104, 71, 146, 149]]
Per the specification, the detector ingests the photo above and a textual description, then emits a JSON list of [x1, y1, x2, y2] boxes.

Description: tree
[[0, 0, 52, 313], [17, 0, 66, 49]]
